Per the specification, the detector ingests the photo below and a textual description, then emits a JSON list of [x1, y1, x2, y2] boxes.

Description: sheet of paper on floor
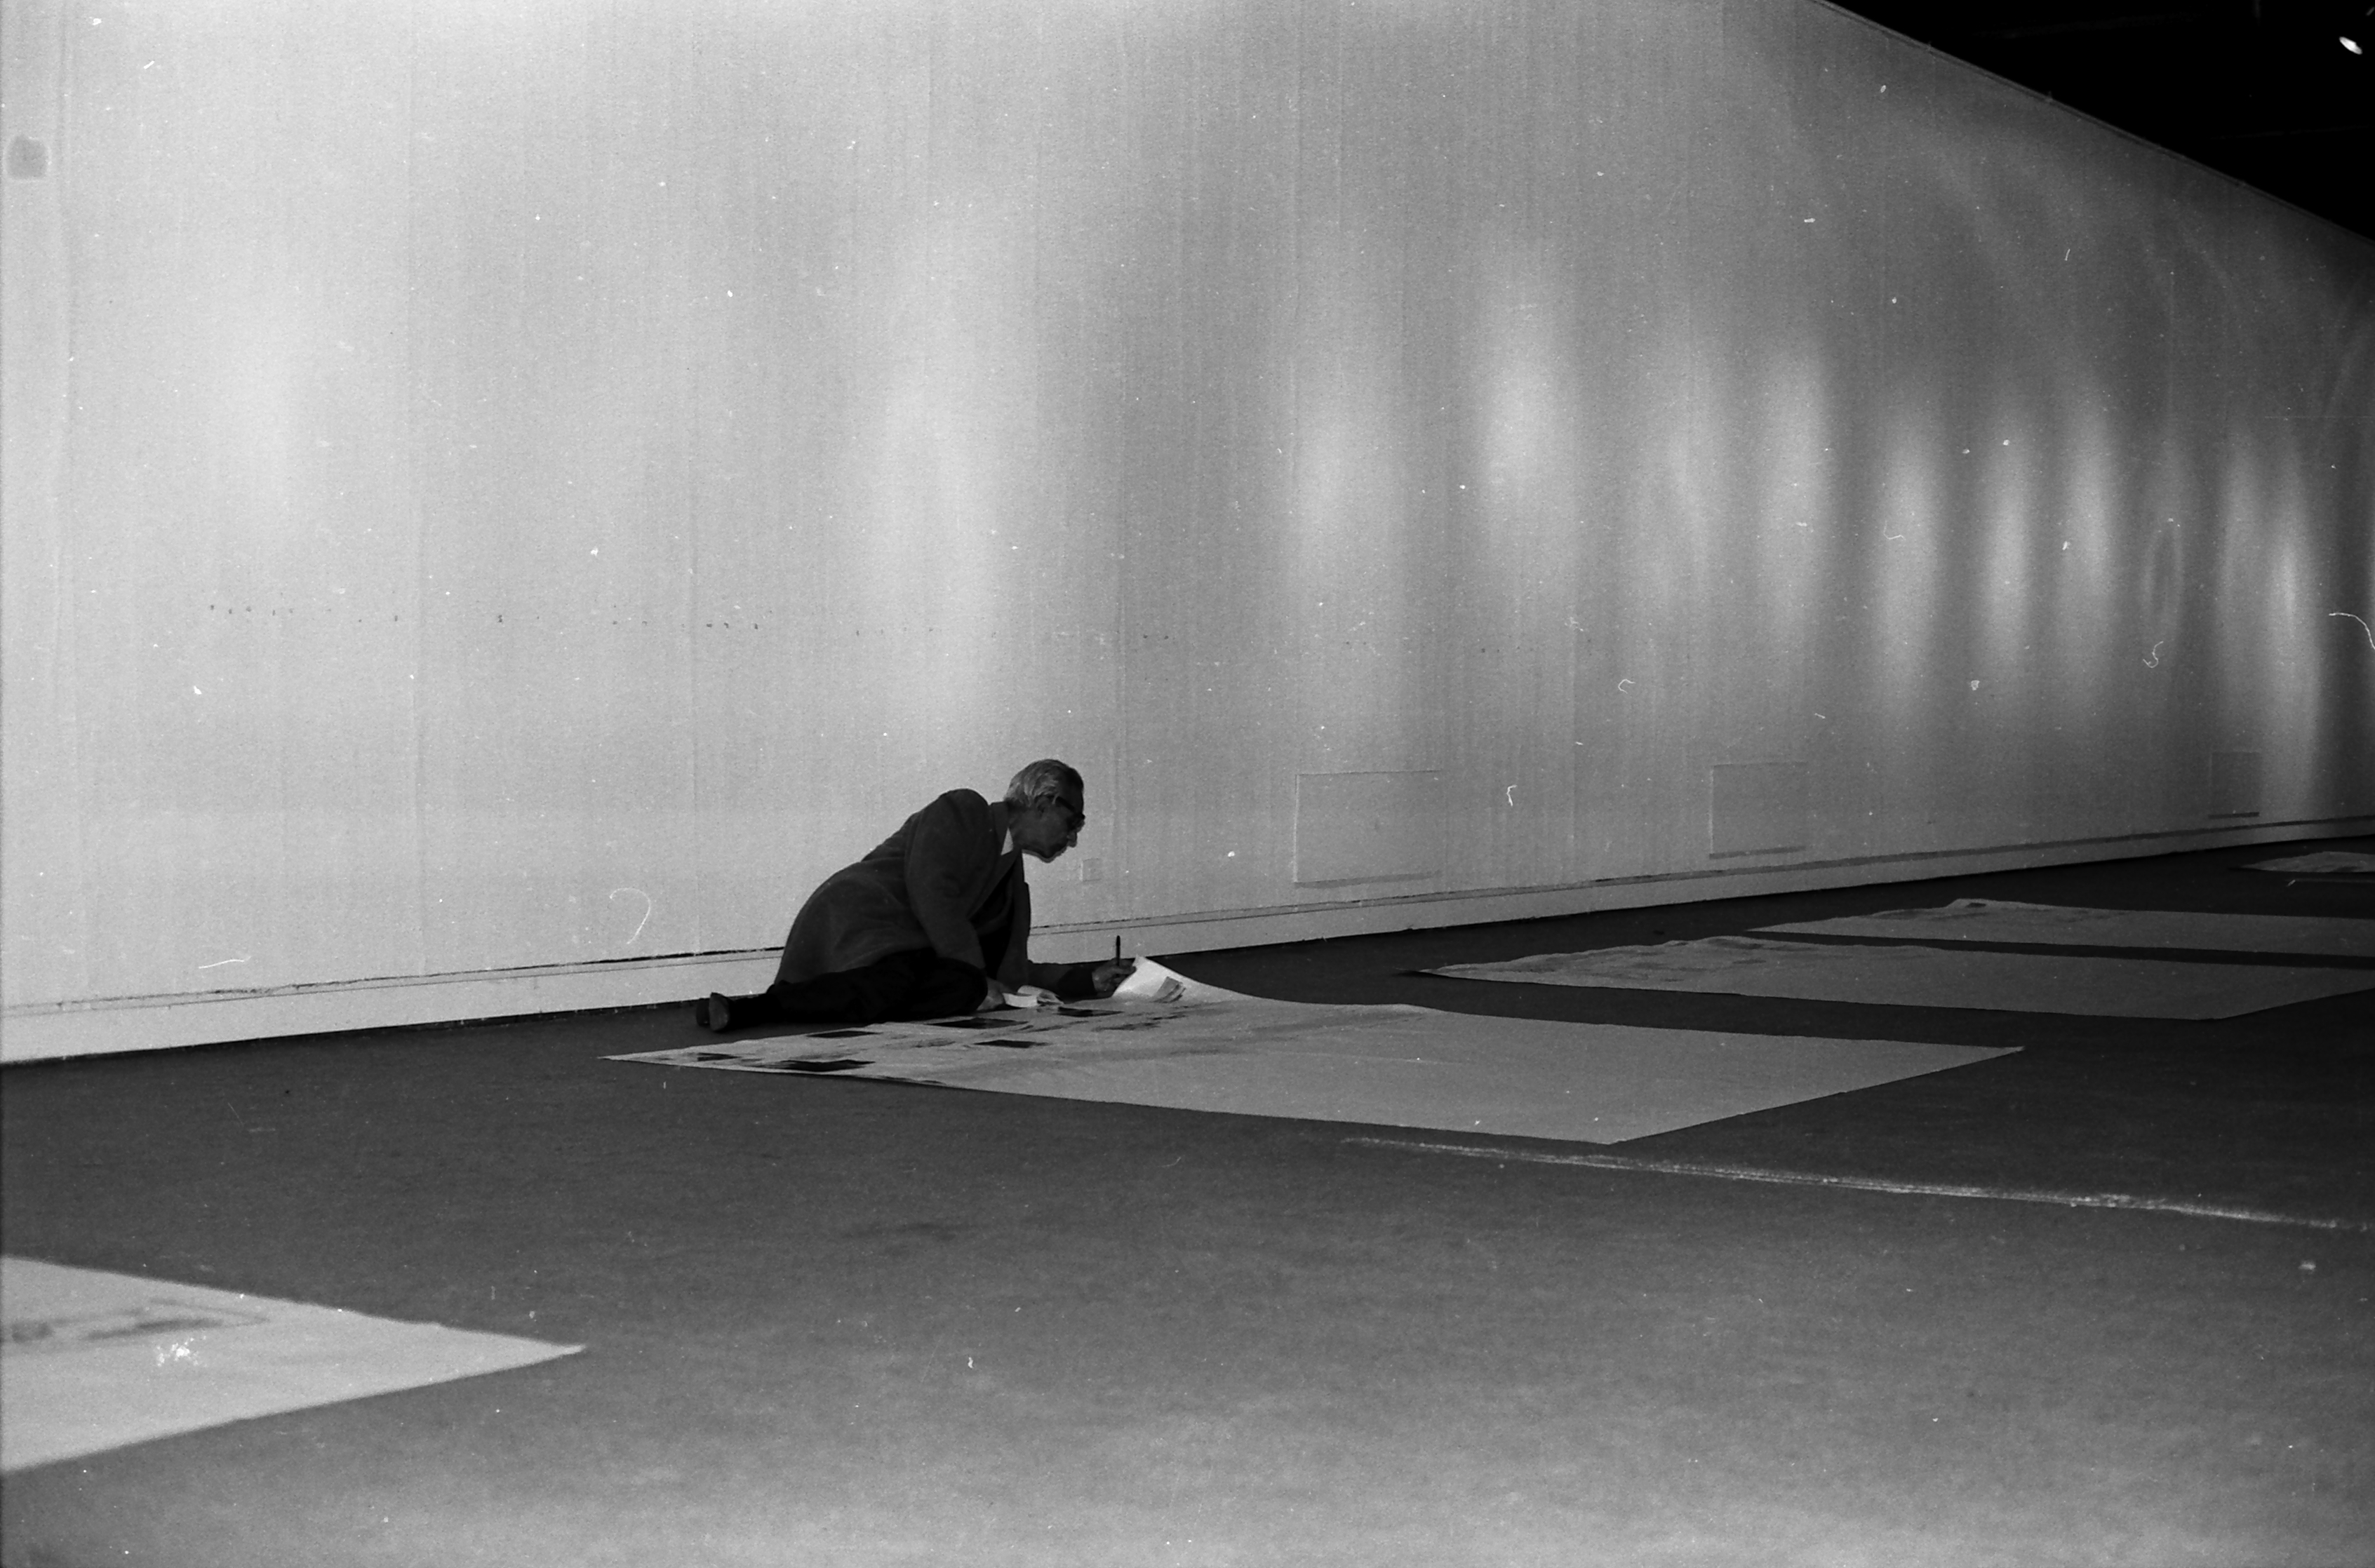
[[2245, 850, 2375, 876], [611, 964, 2011, 1145], [1759, 899, 2375, 958], [1, 1258, 582, 1473], [1422, 937, 2375, 1019]]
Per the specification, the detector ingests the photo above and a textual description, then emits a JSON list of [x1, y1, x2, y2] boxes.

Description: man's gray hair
[[1005, 758, 1083, 811]]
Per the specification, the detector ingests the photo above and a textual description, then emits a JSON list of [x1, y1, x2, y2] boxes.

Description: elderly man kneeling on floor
[[695, 759, 1136, 1031]]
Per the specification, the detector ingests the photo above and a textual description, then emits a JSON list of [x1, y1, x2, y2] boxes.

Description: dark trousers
[[732, 950, 985, 1027], [723, 925, 1013, 1029]]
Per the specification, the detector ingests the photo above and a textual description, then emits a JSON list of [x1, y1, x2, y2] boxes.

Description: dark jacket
[[775, 789, 1078, 994]]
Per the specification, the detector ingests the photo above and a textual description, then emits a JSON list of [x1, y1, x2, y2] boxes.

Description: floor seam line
[[1342, 1137, 2374, 1233]]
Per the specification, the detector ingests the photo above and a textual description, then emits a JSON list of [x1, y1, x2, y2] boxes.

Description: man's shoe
[[697, 993, 732, 1033]]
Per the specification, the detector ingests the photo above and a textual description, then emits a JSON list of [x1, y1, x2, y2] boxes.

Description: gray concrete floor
[[4, 841, 2370, 1566]]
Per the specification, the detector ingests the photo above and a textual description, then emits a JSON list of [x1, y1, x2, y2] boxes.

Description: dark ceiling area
[[1828, 1, 2372, 241]]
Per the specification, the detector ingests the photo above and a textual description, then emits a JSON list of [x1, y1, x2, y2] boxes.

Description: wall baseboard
[[6, 817, 2364, 1063]]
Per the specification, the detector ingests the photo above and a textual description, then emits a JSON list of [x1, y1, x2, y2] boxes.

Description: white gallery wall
[[5, 0, 2371, 1057]]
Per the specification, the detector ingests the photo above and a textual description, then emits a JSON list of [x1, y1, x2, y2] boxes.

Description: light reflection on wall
[[1871, 398, 1946, 750], [1643, 334, 1727, 618], [1976, 408, 2042, 686], [864, 337, 1008, 756], [1465, 229, 1591, 880], [2134, 432, 2195, 673], [1754, 352, 1831, 638], [2258, 476, 2320, 776], [215, 307, 302, 531], [1292, 229, 1425, 777], [1475, 236, 1583, 577], [2048, 398, 2122, 751], [848, 184, 1038, 812]]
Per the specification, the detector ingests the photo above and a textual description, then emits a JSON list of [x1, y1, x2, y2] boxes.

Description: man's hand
[[1086, 958, 1136, 998]]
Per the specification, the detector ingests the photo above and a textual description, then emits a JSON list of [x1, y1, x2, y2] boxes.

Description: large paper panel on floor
[[2247, 852, 2375, 877], [1424, 938, 2374, 1019], [1759, 899, 2375, 958], [611, 967, 2010, 1145], [0, 1258, 582, 1472]]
